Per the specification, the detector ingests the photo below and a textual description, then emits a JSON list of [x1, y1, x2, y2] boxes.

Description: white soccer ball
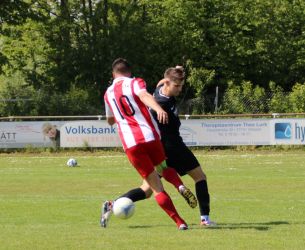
[[113, 197, 135, 219], [67, 158, 77, 167]]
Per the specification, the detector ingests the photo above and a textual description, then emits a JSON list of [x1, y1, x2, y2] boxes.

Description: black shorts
[[164, 142, 200, 176]]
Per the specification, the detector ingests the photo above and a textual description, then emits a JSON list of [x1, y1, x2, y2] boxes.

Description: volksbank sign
[[65, 125, 116, 135], [60, 121, 121, 147]]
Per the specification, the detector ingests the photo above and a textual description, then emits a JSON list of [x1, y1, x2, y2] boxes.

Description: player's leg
[[100, 181, 152, 228], [145, 140, 188, 229], [101, 142, 153, 228], [100, 144, 152, 228], [119, 161, 195, 203], [125, 141, 188, 229], [187, 166, 215, 226], [157, 161, 183, 190], [157, 161, 197, 208], [120, 181, 152, 201], [122, 160, 197, 210], [164, 143, 214, 225], [145, 170, 187, 230]]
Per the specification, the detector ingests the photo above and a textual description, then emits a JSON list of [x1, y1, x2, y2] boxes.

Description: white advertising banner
[[0, 121, 65, 148], [180, 119, 272, 146], [60, 121, 121, 147], [1, 118, 305, 148]]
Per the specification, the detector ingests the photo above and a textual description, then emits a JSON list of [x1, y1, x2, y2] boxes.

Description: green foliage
[[0, 71, 39, 116], [1, 0, 305, 115], [289, 83, 305, 112], [268, 81, 290, 113], [222, 81, 243, 114], [0, 74, 99, 116], [187, 60, 215, 98], [217, 80, 305, 114], [268, 82, 305, 113], [185, 60, 216, 114], [222, 81, 267, 114], [33, 85, 100, 116], [1, 21, 57, 90]]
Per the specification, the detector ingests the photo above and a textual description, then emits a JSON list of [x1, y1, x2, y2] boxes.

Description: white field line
[[2, 155, 126, 159]]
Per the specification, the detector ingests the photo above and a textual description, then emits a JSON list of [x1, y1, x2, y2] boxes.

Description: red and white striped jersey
[[104, 76, 160, 150]]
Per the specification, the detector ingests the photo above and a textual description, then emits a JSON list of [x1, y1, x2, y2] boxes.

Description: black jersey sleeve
[[152, 85, 181, 140]]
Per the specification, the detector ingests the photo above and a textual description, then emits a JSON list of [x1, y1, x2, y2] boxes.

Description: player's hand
[[157, 110, 168, 124], [156, 78, 169, 88]]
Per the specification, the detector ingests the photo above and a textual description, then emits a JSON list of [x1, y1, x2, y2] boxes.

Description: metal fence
[[178, 91, 291, 115], [2, 113, 305, 122], [0, 89, 303, 118]]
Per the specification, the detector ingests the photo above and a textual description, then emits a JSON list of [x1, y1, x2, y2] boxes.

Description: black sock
[[195, 180, 210, 216], [120, 188, 147, 202]]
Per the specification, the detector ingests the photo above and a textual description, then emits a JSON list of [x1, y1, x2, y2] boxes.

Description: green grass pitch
[[0, 150, 305, 250]]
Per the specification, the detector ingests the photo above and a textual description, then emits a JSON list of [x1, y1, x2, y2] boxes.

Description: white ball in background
[[67, 158, 77, 167]]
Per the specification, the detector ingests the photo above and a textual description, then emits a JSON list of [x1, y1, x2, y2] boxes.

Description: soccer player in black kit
[[101, 66, 215, 227]]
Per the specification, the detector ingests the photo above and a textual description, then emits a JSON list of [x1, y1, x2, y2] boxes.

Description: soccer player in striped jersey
[[103, 58, 188, 230]]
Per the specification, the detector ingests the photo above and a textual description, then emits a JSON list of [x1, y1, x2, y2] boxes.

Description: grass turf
[[0, 150, 305, 249]]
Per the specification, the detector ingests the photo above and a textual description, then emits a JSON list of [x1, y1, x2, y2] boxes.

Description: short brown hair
[[112, 58, 131, 74], [164, 66, 185, 83]]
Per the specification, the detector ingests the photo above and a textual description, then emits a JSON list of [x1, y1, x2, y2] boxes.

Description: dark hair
[[164, 66, 185, 83], [112, 58, 131, 74]]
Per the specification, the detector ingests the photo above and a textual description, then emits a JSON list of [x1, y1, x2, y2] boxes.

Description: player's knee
[[140, 182, 153, 198], [145, 189, 153, 198], [156, 160, 167, 175], [188, 166, 207, 182]]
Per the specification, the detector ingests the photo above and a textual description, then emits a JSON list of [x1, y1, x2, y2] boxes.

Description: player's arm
[[156, 78, 169, 88], [138, 90, 168, 124], [104, 98, 116, 126]]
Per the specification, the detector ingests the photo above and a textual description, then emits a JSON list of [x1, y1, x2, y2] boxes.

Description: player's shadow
[[191, 221, 290, 231], [128, 225, 155, 229], [129, 221, 293, 231]]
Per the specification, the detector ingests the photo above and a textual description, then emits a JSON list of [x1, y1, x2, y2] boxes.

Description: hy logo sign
[[275, 123, 291, 139], [275, 122, 305, 142]]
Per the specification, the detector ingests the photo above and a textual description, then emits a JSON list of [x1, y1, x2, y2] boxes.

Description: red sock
[[161, 167, 183, 190], [155, 191, 186, 227]]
